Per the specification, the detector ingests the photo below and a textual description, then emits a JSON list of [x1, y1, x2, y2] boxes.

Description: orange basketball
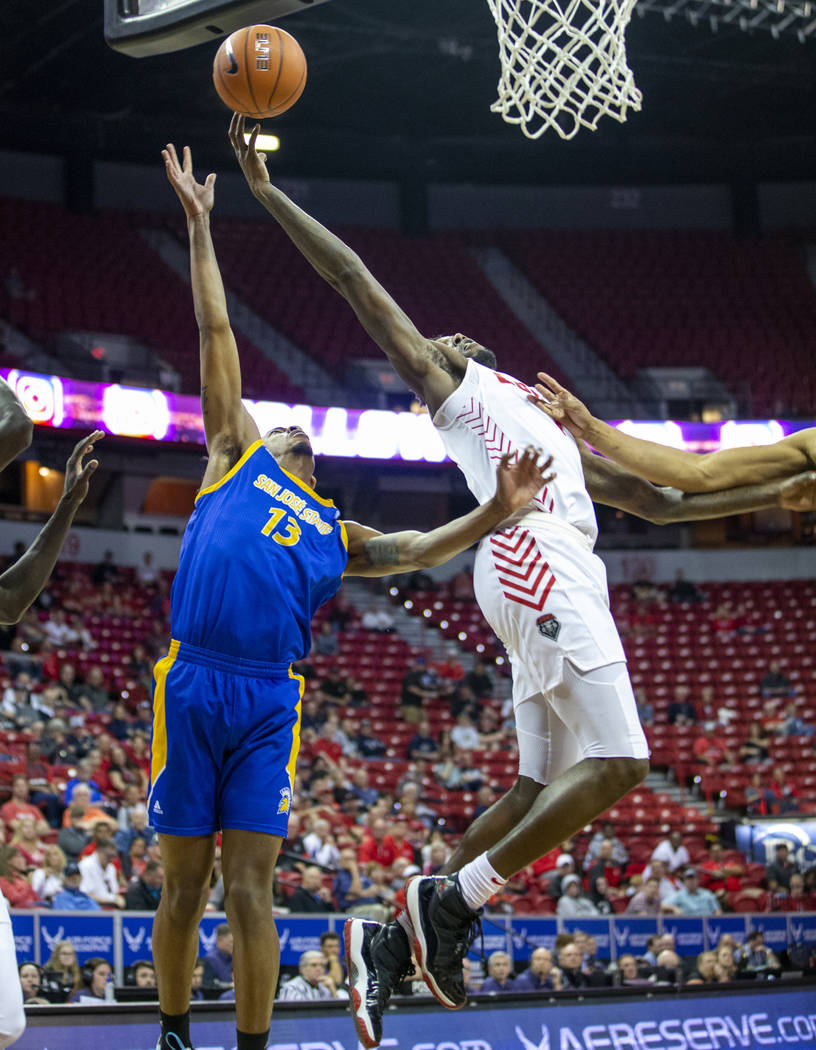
[[212, 25, 307, 120]]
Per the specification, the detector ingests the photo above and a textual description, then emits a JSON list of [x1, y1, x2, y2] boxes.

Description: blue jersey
[[170, 440, 348, 663]]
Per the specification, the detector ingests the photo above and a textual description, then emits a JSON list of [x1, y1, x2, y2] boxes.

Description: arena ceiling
[[0, 1, 815, 185]]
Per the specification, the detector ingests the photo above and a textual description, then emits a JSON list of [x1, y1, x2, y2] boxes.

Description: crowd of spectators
[[1, 557, 815, 1006]]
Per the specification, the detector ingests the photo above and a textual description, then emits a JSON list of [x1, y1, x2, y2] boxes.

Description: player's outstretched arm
[[581, 445, 816, 522], [228, 116, 459, 413], [0, 377, 33, 473], [163, 143, 259, 470], [531, 372, 813, 492], [344, 447, 554, 577], [0, 431, 101, 624]]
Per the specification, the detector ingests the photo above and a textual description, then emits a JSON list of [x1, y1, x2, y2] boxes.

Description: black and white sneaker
[[405, 874, 481, 1010], [345, 918, 413, 1049]]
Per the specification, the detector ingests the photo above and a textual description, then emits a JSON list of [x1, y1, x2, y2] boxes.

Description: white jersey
[[433, 361, 599, 547]]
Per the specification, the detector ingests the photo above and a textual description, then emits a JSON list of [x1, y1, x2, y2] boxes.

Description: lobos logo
[[537, 613, 561, 641]]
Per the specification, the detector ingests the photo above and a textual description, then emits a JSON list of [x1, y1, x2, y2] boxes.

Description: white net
[[486, 0, 643, 140]]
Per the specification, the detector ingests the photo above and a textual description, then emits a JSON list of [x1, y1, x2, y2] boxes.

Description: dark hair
[[320, 931, 340, 946], [215, 923, 231, 940], [466, 345, 498, 369]]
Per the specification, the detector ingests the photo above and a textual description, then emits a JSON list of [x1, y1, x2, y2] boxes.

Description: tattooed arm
[[343, 448, 553, 577]]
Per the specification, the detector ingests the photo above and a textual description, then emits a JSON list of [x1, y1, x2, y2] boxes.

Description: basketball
[[212, 24, 307, 120]]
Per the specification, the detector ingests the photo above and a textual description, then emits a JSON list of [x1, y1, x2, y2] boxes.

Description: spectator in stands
[[514, 947, 562, 992], [314, 620, 339, 657], [24, 740, 61, 827], [738, 722, 771, 763], [58, 805, 91, 864], [1, 774, 49, 836], [473, 784, 495, 820], [745, 772, 772, 816], [320, 931, 347, 988], [92, 550, 120, 587], [687, 951, 718, 985], [354, 718, 387, 758], [64, 762, 104, 807], [76, 666, 111, 714], [79, 842, 124, 909], [31, 844, 66, 904], [743, 930, 780, 973], [361, 604, 394, 633], [122, 837, 148, 882], [558, 942, 590, 988], [701, 842, 743, 905], [279, 950, 343, 1001], [68, 957, 112, 1003], [547, 854, 577, 898], [65, 614, 95, 653], [767, 767, 800, 814], [781, 701, 814, 738], [42, 942, 81, 1003], [317, 666, 348, 706], [463, 660, 494, 700], [480, 951, 514, 994], [589, 875, 615, 915], [766, 843, 799, 892], [136, 550, 158, 587], [586, 840, 624, 898], [614, 954, 650, 987], [11, 813, 46, 868], [586, 821, 629, 866], [626, 876, 662, 917], [715, 945, 738, 982], [131, 960, 157, 989], [303, 819, 340, 869], [433, 748, 483, 791], [654, 950, 683, 986], [759, 698, 786, 737], [407, 718, 439, 761], [42, 609, 72, 648], [557, 874, 599, 917], [651, 831, 690, 874], [635, 689, 654, 727], [358, 818, 394, 867], [476, 707, 506, 751], [693, 723, 735, 767], [450, 712, 480, 751], [760, 661, 793, 699], [400, 656, 441, 722], [348, 768, 378, 808], [662, 869, 720, 916], [667, 685, 697, 726], [114, 804, 154, 857], [123, 859, 164, 911], [333, 848, 384, 919], [669, 571, 702, 603], [288, 865, 335, 913], [450, 681, 479, 721], [0, 844, 42, 907], [50, 861, 100, 911], [202, 925, 234, 989], [774, 871, 816, 912]]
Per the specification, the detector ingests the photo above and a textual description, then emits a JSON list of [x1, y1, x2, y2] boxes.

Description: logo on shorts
[[277, 786, 292, 815], [152, 800, 163, 815], [536, 613, 561, 641]]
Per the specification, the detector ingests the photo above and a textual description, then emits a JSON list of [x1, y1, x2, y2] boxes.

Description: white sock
[[457, 852, 507, 910]]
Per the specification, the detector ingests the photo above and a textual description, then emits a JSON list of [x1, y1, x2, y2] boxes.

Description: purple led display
[[2, 369, 811, 462]]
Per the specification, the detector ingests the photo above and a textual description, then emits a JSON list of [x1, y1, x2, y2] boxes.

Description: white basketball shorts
[[473, 517, 649, 784]]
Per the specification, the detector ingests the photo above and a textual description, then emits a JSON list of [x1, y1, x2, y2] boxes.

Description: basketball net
[[486, 0, 643, 140]]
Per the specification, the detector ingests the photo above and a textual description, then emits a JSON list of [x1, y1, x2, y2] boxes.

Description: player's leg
[[152, 833, 217, 1049], [347, 703, 555, 1047], [0, 893, 25, 1049], [221, 829, 283, 1041], [406, 660, 648, 1008]]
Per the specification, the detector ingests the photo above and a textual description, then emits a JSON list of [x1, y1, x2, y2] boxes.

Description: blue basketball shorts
[[147, 639, 303, 837]]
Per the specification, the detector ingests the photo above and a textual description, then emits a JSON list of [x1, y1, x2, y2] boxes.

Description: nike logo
[[225, 38, 239, 76]]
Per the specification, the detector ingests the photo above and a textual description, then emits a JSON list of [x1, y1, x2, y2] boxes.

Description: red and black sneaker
[[345, 918, 413, 1049]]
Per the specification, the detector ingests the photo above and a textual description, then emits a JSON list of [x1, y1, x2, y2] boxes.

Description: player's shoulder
[[786, 426, 816, 466]]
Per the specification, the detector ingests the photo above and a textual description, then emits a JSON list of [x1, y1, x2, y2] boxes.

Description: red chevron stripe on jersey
[[490, 529, 556, 613]]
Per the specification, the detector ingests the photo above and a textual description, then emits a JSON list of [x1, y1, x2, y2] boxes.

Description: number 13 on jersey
[[261, 507, 302, 546]]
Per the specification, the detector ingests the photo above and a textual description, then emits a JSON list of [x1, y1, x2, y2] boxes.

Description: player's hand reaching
[[61, 430, 103, 508], [528, 372, 595, 441], [493, 446, 555, 516], [229, 114, 271, 194], [778, 471, 816, 512], [162, 143, 216, 219]]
